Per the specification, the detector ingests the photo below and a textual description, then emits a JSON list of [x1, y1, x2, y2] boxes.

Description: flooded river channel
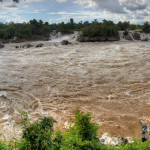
[[0, 41, 150, 139]]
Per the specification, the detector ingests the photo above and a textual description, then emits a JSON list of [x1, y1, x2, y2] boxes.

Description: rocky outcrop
[[22, 44, 33, 48], [100, 133, 128, 146], [99, 122, 150, 146], [119, 30, 150, 41], [61, 40, 72, 45], [0, 42, 4, 48], [140, 121, 150, 141], [61, 40, 69, 45], [141, 37, 149, 41], [77, 36, 105, 42], [132, 32, 140, 40], [106, 36, 119, 41], [125, 35, 132, 40], [77, 36, 119, 42], [36, 43, 44, 48]]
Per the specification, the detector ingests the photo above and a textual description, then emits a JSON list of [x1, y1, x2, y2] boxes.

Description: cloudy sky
[[0, 0, 150, 24]]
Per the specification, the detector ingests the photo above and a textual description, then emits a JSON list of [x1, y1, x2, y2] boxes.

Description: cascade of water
[[137, 32, 149, 41], [147, 33, 150, 40], [119, 31, 150, 41], [118, 31, 126, 41], [49, 30, 58, 40], [128, 32, 135, 41]]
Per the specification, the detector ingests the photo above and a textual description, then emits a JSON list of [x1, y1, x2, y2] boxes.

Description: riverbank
[[1, 110, 150, 149]]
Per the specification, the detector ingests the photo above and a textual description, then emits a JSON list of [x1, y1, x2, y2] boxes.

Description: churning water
[[0, 41, 150, 139]]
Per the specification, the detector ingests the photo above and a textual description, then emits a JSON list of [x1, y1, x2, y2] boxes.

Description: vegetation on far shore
[[0, 110, 150, 150], [0, 18, 150, 43]]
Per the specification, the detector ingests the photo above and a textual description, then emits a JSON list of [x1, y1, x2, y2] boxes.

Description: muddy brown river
[[0, 41, 150, 140]]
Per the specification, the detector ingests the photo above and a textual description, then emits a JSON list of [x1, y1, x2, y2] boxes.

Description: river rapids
[[0, 41, 150, 139]]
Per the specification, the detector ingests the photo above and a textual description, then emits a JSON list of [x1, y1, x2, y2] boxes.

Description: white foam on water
[[0, 41, 150, 140], [2, 114, 10, 120], [0, 91, 7, 97]]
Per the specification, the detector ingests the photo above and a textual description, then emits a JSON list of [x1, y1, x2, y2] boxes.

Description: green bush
[[21, 117, 57, 150], [81, 20, 118, 37], [60, 110, 104, 150], [0, 141, 9, 150], [1, 110, 150, 150], [74, 110, 99, 141]]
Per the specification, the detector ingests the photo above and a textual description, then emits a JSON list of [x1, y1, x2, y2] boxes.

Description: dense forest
[[0, 18, 150, 42]]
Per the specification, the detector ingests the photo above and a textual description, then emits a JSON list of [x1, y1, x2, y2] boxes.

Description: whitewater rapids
[[0, 41, 150, 139]]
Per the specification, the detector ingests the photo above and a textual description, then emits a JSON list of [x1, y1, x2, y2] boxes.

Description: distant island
[[0, 19, 150, 44]]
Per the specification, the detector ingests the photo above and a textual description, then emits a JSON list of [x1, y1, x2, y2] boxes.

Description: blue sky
[[0, 0, 150, 24]]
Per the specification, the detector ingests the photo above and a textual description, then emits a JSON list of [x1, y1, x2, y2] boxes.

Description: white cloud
[[47, 8, 150, 24], [47, 11, 78, 15], [56, 0, 67, 3], [48, 11, 125, 22], [0, 15, 26, 23], [25, 0, 43, 3], [23, 5, 29, 8], [73, 0, 96, 8], [73, 0, 150, 23], [0, 0, 149, 24], [119, 0, 148, 11]]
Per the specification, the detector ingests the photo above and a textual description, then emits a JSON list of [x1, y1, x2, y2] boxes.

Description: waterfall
[[147, 34, 150, 39], [137, 32, 149, 41], [118, 31, 126, 41], [128, 32, 135, 41], [49, 30, 58, 40]]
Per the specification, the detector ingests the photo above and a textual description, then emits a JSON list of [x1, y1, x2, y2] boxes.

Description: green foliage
[[20, 108, 30, 129], [0, 20, 52, 41], [0, 141, 9, 150], [123, 30, 128, 36], [0, 19, 148, 42], [116, 140, 150, 150], [0, 134, 9, 150], [81, 20, 118, 37], [21, 117, 57, 150], [143, 22, 150, 33], [2, 110, 150, 150], [117, 21, 130, 31], [60, 110, 103, 150], [117, 21, 143, 31], [74, 110, 99, 141], [53, 131, 63, 150]]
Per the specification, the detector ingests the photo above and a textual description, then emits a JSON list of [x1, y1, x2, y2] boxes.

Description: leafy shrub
[[0, 141, 9, 150], [60, 110, 105, 150], [117, 139, 150, 150], [21, 117, 57, 150], [74, 110, 99, 141], [53, 131, 63, 150], [2, 110, 150, 150]]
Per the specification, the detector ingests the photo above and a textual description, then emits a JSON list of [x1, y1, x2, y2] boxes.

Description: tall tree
[[143, 21, 150, 33]]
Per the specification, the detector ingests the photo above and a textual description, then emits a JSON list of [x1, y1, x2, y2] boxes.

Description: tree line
[[0, 18, 149, 42]]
